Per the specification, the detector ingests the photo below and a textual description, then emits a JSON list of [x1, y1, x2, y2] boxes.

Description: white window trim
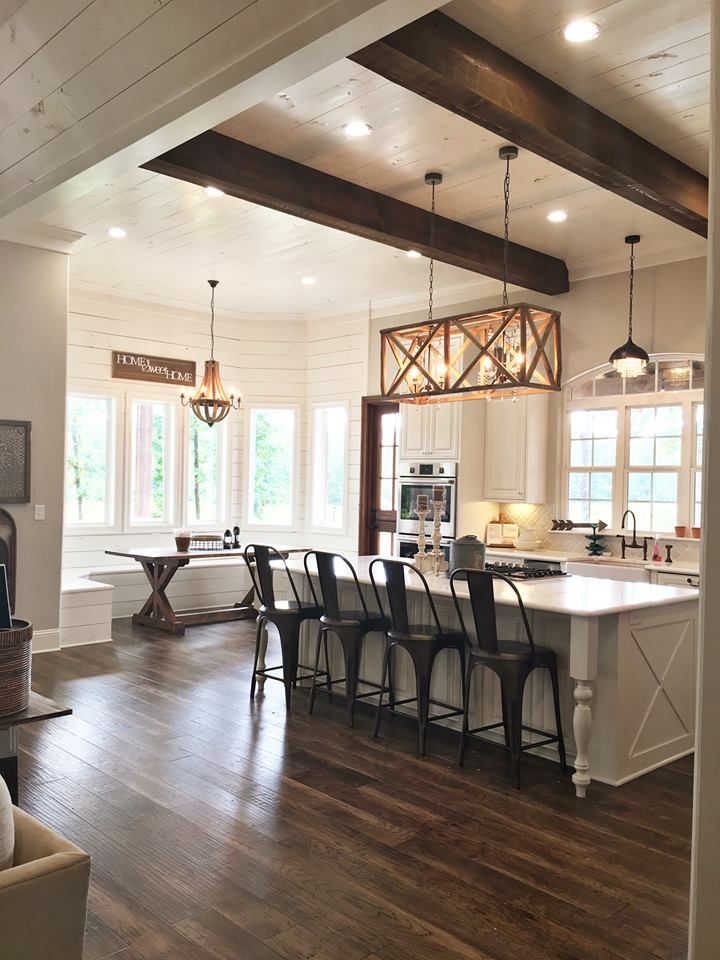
[[63, 382, 125, 535], [563, 356, 704, 536], [243, 402, 300, 532], [124, 388, 181, 533], [307, 400, 350, 536], [180, 414, 232, 531]]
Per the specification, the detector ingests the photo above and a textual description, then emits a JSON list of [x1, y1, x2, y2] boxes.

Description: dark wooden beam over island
[[350, 11, 708, 237], [143, 131, 569, 296]]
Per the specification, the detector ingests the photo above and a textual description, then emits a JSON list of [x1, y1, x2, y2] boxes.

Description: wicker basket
[[0, 618, 32, 717]]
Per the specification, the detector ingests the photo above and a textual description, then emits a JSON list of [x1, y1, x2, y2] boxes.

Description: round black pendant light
[[608, 235, 650, 378]]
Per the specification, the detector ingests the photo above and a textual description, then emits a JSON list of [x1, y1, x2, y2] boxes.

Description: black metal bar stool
[[244, 544, 323, 711], [303, 551, 391, 727], [450, 568, 567, 788], [369, 558, 466, 756]]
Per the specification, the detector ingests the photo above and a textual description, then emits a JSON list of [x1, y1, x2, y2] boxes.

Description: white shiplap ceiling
[[42, 0, 709, 320]]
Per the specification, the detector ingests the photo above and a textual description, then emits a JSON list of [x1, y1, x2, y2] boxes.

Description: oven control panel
[[399, 461, 457, 478]]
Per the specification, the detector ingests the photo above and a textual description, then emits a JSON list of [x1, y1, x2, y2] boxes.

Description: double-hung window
[[310, 403, 348, 531], [64, 393, 117, 528], [626, 405, 681, 531], [185, 416, 228, 526], [693, 403, 704, 527], [567, 409, 616, 526], [565, 358, 704, 533], [128, 398, 176, 527], [247, 406, 296, 527]]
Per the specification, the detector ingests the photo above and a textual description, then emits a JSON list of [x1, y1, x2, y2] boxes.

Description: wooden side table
[[0, 692, 71, 804]]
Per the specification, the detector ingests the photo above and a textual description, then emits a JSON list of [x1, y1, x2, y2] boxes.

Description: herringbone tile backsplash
[[498, 502, 701, 563]]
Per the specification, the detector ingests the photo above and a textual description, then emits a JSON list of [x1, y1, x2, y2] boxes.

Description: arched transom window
[[564, 356, 704, 533]]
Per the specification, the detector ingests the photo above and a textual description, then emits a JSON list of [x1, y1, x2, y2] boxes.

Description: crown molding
[[0, 222, 86, 255]]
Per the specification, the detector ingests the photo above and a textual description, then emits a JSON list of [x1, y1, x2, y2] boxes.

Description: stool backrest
[[449, 569, 534, 653], [369, 558, 442, 636], [244, 544, 301, 609], [303, 551, 369, 621]]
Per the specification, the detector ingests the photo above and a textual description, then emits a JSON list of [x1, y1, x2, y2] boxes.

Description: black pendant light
[[609, 235, 650, 378]]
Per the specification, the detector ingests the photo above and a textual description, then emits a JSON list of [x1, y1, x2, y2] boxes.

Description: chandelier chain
[[428, 180, 436, 325], [502, 154, 511, 307], [628, 241, 635, 339], [210, 283, 216, 361]]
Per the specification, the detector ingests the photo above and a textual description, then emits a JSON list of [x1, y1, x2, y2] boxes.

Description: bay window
[[247, 406, 296, 527], [64, 393, 116, 528], [565, 359, 704, 534], [310, 403, 348, 531], [128, 399, 176, 526], [186, 416, 227, 526]]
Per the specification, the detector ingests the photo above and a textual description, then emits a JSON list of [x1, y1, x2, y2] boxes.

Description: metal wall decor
[[181, 280, 240, 426], [0, 421, 31, 503], [380, 148, 562, 403]]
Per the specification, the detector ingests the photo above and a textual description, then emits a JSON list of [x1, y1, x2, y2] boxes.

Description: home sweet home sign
[[112, 351, 196, 386]]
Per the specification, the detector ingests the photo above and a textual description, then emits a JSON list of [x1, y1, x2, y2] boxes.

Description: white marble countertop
[[485, 547, 584, 563], [288, 555, 699, 618], [644, 561, 700, 576]]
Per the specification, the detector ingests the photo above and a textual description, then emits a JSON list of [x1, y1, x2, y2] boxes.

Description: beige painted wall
[[0, 240, 68, 633]]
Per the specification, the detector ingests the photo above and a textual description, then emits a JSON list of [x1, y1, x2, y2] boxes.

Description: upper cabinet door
[[483, 395, 548, 502], [429, 403, 460, 460], [483, 398, 528, 501], [399, 402, 428, 459], [400, 402, 461, 460]]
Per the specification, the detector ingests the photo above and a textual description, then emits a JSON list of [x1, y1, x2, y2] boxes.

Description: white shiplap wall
[[64, 292, 312, 612], [63, 293, 368, 614], [305, 314, 368, 554]]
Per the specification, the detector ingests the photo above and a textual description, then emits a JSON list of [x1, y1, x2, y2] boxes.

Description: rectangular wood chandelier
[[380, 303, 562, 402]]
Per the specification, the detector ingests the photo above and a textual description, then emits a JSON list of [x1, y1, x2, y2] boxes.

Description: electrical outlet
[[34, 504, 45, 521]]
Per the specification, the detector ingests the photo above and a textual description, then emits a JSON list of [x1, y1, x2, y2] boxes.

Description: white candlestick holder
[[413, 507, 434, 573], [430, 498, 448, 576]]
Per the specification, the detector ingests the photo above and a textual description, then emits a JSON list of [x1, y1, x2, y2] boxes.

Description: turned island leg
[[569, 616, 599, 799], [572, 681, 594, 798]]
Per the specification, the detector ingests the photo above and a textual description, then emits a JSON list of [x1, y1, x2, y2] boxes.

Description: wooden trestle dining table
[[105, 544, 304, 636]]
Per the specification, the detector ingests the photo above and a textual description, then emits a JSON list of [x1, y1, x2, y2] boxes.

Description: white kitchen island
[[284, 556, 699, 799]]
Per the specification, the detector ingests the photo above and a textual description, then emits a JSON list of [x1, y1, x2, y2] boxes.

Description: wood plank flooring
[[21, 619, 692, 960]]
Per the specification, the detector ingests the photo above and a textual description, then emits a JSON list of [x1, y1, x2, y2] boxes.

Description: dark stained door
[[358, 398, 400, 556]]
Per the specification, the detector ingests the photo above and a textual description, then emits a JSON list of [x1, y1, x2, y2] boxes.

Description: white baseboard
[[61, 635, 113, 648], [32, 629, 61, 653]]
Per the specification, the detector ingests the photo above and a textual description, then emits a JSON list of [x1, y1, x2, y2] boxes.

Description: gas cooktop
[[485, 562, 567, 582]]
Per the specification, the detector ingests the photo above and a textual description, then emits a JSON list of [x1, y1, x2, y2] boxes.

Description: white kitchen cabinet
[[651, 570, 700, 588], [483, 394, 548, 502], [399, 402, 460, 460]]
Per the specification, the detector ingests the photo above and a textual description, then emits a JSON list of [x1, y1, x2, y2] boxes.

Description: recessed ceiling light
[[301, 276, 317, 286], [204, 185, 224, 198], [406, 249, 422, 258], [563, 19, 601, 43], [547, 210, 568, 223], [107, 226, 126, 238], [343, 120, 373, 138]]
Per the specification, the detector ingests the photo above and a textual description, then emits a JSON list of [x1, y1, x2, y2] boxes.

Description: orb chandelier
[[181, 280, 240, 425], [608, 235, 650, 378], [380, 147, 562, 403]]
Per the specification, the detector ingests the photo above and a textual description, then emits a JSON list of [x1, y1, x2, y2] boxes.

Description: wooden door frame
[[358, 395, 399, 556]]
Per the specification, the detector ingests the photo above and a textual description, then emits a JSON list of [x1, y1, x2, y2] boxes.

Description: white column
[[569, 615, 599, 798], [689, 3, 720, 954]]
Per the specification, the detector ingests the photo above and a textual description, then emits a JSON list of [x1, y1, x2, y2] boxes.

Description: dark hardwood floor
[[21, 619, 692, 960]]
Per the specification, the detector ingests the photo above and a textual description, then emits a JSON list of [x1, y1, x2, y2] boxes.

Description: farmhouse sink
[[565, 558, 650, 583]]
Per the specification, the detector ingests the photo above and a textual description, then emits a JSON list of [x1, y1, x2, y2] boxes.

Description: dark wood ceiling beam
[[142, 131, 569, 295], [350, 11, 708, 237]]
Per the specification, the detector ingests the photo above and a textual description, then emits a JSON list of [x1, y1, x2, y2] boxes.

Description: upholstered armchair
[[0, 806, 91, 960]]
